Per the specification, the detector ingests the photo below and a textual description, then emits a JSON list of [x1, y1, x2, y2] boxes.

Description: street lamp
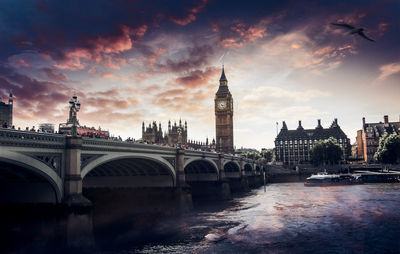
[[177, 127, 182, 148], [69, 95, 80, 136]]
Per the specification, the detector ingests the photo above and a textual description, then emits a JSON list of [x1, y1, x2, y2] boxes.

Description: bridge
[[0, 129, 265, 206]]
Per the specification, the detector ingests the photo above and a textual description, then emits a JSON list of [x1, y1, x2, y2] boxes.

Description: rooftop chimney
[[316, 119, 322, 129], [362, 117, 365, 127], [384, 115, 389, 125], [281, 121, 288, 131], [297, 120, 304, 130]]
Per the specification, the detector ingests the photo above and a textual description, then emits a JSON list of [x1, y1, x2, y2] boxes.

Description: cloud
[[170, 0, 208, 26], [42, 67, 68, 82], [240, 86, 330, 110], [155, 44, 214, 73], [54, 25, 147, 71], [216, 19, 269, 48], [175, 67, 219, 88], [15, 58, 30, 67], [376, 62, 400, 81]]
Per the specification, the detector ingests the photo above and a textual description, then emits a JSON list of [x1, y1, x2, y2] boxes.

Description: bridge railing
[[0, 128, 66, 146], [81, 137, 177, 152]]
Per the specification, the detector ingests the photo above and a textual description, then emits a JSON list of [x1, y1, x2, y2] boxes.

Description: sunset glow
[[1, 0, 399, 149]]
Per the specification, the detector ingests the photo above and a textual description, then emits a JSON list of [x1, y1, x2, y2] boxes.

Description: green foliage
[[374, 133, 400, 164], [243, 151, 261, 160], [310, 137, 343, 166], [260, 149, 273, 162]]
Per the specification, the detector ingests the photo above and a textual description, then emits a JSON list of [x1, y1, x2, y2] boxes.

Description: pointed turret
[[216, 65, 230, 94], [8, 92, 13, 105]]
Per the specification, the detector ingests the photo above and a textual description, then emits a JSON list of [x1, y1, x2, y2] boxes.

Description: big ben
[[215, 66, 234, 154]]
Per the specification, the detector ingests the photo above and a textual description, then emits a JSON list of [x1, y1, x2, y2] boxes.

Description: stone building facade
[[141, 120, 216, 151], [0, 93, 13, 128], [142, 120, 188, 145], [356, 115, 400, 163], [275, 119, 350, 165]]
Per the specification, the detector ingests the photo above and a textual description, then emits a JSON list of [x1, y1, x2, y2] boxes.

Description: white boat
[[304, 172, 363, 187]]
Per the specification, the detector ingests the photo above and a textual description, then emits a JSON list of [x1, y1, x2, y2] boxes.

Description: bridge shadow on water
[[0, 186, 241, 254]]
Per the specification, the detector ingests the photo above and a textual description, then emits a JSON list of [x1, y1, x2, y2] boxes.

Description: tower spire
[[219, 65, 227, 83]]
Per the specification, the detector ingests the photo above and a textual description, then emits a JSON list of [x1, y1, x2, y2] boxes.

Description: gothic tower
[[215, 66, 234, 154]]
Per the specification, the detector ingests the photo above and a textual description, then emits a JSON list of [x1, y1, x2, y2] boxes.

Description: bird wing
[[330, 22, 355, 30], [358, 31, 375, 42]]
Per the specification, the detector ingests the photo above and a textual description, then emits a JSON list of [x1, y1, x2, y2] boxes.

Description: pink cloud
[[15, 58, 30, 67], [54, 25, 147, 71], [216, 19, 269, 48], [376, 62, 400, 81]]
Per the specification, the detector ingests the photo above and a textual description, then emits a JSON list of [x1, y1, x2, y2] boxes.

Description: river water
[[2, 183, 400, 253]]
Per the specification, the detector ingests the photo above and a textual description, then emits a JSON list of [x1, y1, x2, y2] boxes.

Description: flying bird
[[331, 22, 375, 42]]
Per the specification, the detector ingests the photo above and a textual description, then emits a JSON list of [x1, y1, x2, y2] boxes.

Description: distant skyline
[[0, 0, 399, 149]]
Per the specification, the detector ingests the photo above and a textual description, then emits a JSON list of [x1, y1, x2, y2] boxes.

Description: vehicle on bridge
[[59, 123, 109, 138]]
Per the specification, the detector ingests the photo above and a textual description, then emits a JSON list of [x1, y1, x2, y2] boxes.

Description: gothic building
[[215, 66, 234, 154], [0, 93, 13, 128], [142, 120, 188, 146], [275, 119, 350, 165], [356, 115, 400, 163]]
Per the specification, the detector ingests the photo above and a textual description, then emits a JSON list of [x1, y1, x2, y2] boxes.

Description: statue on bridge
[[68, 95, 81, 136]]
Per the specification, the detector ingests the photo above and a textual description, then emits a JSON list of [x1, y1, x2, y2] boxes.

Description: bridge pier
[[187, 181, 231, 200], [175, 149, 193, 210], [63, 136, 91, 208], [248, 175, 262, 188]]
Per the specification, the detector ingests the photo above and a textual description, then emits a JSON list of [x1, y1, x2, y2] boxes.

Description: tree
[[243, 151, 261, 160], [310, 137, 343, 166], [374, 133, 400, 164], [260, 149, 273, 162]]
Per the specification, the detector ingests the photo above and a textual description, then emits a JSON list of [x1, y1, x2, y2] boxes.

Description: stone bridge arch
[[244, 163, 253, 172], [223, 161, 241, 178], [0, 150, 63, 203], [81, 153, 176, 188], [184, 158, 219, 182]]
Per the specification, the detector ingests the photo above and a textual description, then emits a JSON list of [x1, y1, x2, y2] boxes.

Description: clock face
[[217, 100, 227, 110]]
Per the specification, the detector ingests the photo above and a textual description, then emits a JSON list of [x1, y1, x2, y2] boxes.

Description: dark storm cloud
[[154, 44, 214, 73]]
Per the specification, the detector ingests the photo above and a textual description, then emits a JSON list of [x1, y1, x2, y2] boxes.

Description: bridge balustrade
[[0, 129, 65, 147]]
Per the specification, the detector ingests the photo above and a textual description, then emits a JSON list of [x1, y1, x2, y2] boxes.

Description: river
[[1, 183, 400, 253]]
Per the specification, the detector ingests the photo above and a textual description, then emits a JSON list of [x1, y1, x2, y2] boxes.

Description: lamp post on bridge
[[68, 95, 81, 137], [177, 127, 182, 148]]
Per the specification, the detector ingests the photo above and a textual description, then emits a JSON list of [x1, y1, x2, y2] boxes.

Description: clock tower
[[215, 66, 234, 154]]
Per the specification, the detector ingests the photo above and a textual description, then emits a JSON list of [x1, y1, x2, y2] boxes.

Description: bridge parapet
[[0, 129, 65, 148], [82, 137, 177, 154]]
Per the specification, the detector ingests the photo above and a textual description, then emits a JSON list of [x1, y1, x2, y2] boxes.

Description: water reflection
[[1, 183, 400, 253]]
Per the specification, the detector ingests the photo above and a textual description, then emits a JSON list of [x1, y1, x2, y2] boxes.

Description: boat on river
[[304, 172, 363, 187]]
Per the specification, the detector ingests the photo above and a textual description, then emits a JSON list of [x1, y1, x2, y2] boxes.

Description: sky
[[0, 0, 399, 150]]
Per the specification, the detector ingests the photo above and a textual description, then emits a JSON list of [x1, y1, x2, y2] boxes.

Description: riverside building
[[356, 115, 400, 163], [275, 119, 350, 165]]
